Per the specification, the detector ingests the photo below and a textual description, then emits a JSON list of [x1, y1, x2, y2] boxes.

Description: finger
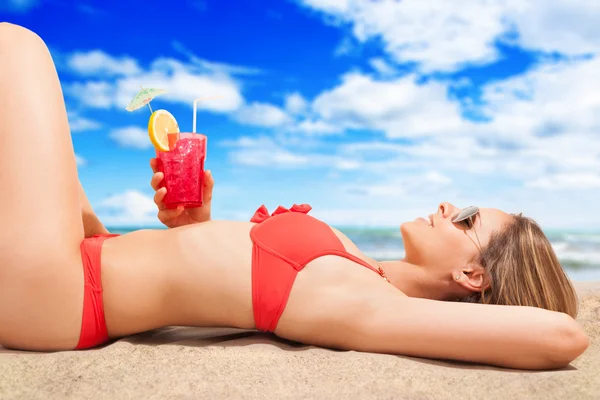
[[203, 170, 214, 203], [150, 158, 158, 174], [158, 206, 185, 223], [150, 172, 164, 191], [154, 187, 167, 210], [203, 170, 214, 188]]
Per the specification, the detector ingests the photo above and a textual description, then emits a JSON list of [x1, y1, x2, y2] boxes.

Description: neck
[[377, 259, 453, 301]]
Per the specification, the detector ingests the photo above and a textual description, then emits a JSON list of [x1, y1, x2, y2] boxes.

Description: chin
[[399, 220, 421, 238], [399, 220, 425, 264], [399, 221, 411, 236], [399, 221, 414, 247]]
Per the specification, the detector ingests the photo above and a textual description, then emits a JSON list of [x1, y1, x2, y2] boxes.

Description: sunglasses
[[451, 205, 480, 228], [451, 206, 483, 252]]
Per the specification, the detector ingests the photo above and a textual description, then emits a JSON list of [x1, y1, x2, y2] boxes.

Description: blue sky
[[2, 0, 600, 229]]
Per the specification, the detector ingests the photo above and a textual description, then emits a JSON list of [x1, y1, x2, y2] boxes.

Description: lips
[[417, 216, 433, 227]]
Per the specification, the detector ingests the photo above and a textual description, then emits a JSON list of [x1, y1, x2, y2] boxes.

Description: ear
[[453, 263, 490, 293]]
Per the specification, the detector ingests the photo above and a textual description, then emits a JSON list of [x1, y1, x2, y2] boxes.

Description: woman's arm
[[79, 180, 109, 237], [333, 293, 589, 370]]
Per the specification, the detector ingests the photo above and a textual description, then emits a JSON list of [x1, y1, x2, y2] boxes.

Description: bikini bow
[[250, 204, 312, 223]]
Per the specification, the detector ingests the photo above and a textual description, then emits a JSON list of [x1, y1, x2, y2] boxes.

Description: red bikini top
[[250, 204, 389, 281]]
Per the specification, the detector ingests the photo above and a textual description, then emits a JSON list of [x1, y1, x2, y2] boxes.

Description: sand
[[1, 282, 599, 400]]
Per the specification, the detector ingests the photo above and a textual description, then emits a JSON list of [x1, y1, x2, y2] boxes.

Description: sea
[[108, 227, 600, 282]]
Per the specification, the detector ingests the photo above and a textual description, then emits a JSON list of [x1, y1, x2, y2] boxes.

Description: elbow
[[546, 314, 589, 369]]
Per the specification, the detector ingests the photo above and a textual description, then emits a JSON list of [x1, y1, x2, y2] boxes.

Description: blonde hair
[[461, 214, 578, 318]]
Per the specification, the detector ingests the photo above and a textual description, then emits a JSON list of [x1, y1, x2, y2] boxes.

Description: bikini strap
[[340, 252, 391, 283]]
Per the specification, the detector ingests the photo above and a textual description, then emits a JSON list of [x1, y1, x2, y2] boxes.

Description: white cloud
[[172, 41, 263, 76], [67, 50, 142, 76], [369, 58, 397, 77], [423, 171, 452, 185], [109, 126, 151, 149], [75, 154, 87, 166], [222, 135, 365, 169], [300, 0, 349, 14], [97, 190, 157, 226], [528, 173, 600, 189], [293, 120, 342, 135], [285, 92, 308, 115], [334, 37, 355, 56], [334, 159, 362, 170], [474, 56, 600, 178], [68, 113, 102, 132], [217, 51, 600, 224], [342, 171, 452, 198], [284, 93, 344, 135], [222, 136, 309, 167], [510, 0, 600, 56], [312, 72, 466, 137], [120, 58, 244, 113], [340, 140, 404, 153], [0, 0, 39, 13], [64, 50, 305, 132], [223, 135, 410, 172], [65, 81, 114, 109], [292, 49, 600, 190], [296, 0, 600, 72], [220, 51, 600, 231], [481, 57, 600, 134], [64, 53, 244, 113], [297, 0, 508, 72], [233, 102, 292, 127]]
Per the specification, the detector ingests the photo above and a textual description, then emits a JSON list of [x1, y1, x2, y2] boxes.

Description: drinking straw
[[192, 96, 222, 133], [193, 98, 199, 133]]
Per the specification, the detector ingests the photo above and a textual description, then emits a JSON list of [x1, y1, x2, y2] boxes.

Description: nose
[[438, 202, 459, 219]]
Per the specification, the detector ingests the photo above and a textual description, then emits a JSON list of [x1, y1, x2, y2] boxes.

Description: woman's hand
[[150, 158, 215, 228]]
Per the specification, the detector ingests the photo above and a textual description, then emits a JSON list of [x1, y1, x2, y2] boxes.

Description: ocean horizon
[[107, 226, 600, 282]]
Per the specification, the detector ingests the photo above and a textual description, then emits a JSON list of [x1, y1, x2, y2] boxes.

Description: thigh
[[0, 23, 85, 350]]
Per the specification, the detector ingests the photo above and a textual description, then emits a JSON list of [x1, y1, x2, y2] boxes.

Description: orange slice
[[148, 109, 180, 152]]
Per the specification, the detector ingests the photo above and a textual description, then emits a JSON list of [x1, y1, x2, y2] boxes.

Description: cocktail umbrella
[[125, 86, 167, 113]]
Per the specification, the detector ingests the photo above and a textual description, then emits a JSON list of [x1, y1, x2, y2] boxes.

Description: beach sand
[[1, 282, 598, 400]]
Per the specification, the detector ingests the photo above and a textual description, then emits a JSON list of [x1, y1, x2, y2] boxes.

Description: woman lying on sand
[[0, 23, 589, 370]]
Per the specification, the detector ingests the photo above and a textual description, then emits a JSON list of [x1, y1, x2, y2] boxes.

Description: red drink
[[156, 133, 207, 209]]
